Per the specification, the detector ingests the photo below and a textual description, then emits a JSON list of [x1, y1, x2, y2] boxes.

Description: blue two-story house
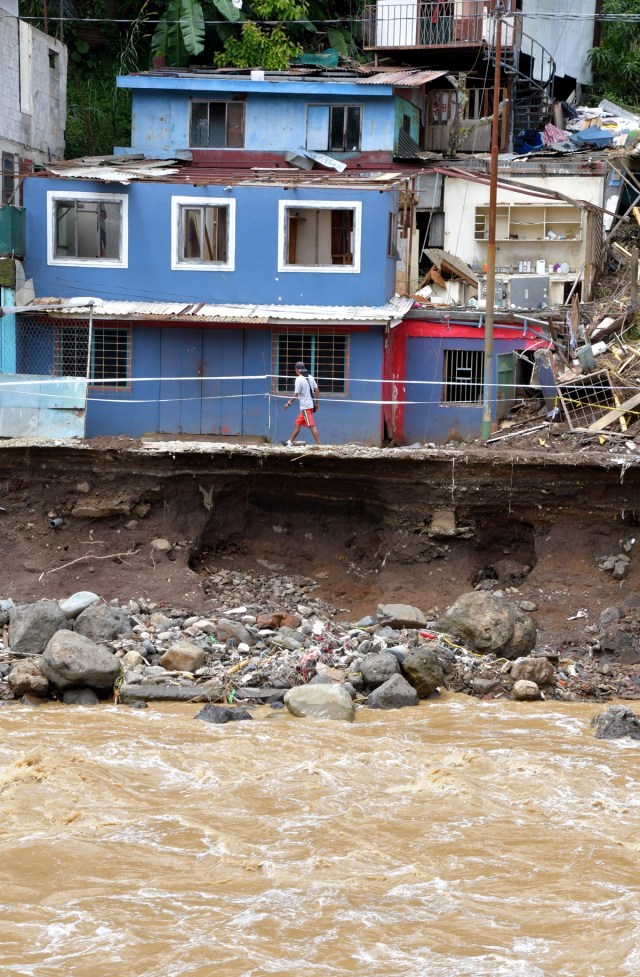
[[11, 68, 422, 443]]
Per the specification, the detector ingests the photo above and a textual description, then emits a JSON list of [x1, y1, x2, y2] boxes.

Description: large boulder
[[40, 631, 121, 692], [8, 601, 71, 655], [511, 656, 555, 686], [73, 604, 132, 643], [7, 659, 50, 698], [400, 645, 445, 698], [214, 618, 254, 645], [367, 674, 419, 710], [194, 704, 253, 724], [359, 652, 400, 690], [159, 641, 205, 673], [437, 592, 536, 660], [376, 603, 427, 629], [512, 679, 540, 701], [591, 705, 640, 739], [284, 685, 355, 722]]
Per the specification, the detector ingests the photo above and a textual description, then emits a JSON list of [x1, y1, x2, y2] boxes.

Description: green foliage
[[214, 0, 307, 68], [152, 0, 242, 63], [64, 3, 148, 157], [589, 0, 640, 108], [215, 21, 302, 67]]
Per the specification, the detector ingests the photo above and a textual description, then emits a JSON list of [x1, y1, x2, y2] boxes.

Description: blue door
[[201, 329, 243, 434], [158, 328, 244, 435]]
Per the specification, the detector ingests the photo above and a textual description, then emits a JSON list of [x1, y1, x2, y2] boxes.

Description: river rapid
[[1, 695, 639, 977]]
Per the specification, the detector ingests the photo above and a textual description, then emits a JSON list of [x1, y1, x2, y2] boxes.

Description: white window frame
[[46, 190, 128, 268], [277, 199, 362, 274], [171, 196, 236, 272]]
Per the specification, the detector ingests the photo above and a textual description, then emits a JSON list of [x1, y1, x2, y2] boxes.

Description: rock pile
[[0, 582, 638, 718]]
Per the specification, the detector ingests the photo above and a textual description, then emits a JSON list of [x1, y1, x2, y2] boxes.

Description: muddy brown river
[[1, 695, 638, 977]]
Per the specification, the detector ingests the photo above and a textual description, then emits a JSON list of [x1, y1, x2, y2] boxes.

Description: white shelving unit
[[474, 203, 583, 243]]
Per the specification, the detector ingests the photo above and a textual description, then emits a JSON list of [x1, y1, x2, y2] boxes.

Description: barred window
[[275, 331, 348, 394], [56, 326, 130, 388], [443, 349, 484, 404]]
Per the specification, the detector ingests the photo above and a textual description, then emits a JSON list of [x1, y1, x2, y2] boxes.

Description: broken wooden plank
[[613, 241, 632, 259], [633, 206, 640, 227], [427, 267, 446, 289], [588, 311, 633, 341], [424, 248, 479, 286], [613, 391, 628, 432], [586, 391, 640, 432]]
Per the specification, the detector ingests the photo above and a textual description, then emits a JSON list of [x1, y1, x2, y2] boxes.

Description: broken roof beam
[[424, 248, 478, 287], [433, 165, 621, 220]]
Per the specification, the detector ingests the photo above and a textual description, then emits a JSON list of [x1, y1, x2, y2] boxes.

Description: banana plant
[[151, 0, 243, 64]]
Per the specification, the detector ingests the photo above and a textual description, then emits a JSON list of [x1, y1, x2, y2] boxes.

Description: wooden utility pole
[[481, 1, 504, 441]]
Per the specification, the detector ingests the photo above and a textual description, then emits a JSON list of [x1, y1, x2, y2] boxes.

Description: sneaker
[[281, 440, 294, 447]]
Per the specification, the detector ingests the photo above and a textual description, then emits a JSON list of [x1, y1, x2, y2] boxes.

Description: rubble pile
[[2, 574, 640, 718], [551, 99, 640, 152]]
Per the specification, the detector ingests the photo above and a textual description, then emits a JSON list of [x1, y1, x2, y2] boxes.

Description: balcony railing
[[363, 1, 511, 50]]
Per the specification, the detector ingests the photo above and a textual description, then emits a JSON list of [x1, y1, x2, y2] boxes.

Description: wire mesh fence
[[12, 314, 90, 378]]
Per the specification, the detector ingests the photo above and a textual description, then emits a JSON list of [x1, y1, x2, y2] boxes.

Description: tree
[[589, 0, 640, 108]]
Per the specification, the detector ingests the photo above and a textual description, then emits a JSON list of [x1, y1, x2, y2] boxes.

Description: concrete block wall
[[0, 8, 67, 163]]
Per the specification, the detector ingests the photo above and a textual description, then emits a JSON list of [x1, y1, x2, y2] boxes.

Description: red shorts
[[296, 409, 316, 428]]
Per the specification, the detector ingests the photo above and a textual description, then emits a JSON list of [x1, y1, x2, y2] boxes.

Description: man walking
[[282, 361, 321, 447]]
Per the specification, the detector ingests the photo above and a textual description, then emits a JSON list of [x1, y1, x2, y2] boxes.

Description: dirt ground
[[1, 436, 638, 655]]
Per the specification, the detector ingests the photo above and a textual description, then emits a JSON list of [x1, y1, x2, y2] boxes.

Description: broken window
[[443, 349, 484, 404], [281, 203, 359, 270], [179, 204, 229, 264], [172, 196, 235, 270], [56, 326, 130, 388], [52, 196, 124, 262], [190, 101, 245, 148], [274, 331, 348, 394], [2, 153, 17, 204], [306, 105, 362, 152]]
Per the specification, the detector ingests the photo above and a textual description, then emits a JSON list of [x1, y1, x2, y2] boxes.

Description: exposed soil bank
[[0, 437, 639, 652]]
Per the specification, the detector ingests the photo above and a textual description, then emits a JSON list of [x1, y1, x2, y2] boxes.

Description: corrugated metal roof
[[38, 160, 405, 189], [32, 296, 414, 325], [358, 69, 448, 87], [396, 129, 422, 159], [42, 165, 182, 184]]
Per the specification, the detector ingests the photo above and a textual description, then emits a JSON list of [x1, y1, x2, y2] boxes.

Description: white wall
[[522, 0, 595, 86], [0, 6, 67, 164], [443, 171, 605, 304]]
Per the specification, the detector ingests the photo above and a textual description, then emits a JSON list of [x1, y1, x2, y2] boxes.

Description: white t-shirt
[[295, 373, 317, 410]]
